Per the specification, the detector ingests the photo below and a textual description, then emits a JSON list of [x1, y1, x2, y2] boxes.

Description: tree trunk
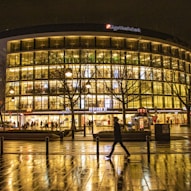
[[70, 101, 75, 139], [0, 111, 4, 129], [187, 106, 191, 127], [122, 102, 126, 128]]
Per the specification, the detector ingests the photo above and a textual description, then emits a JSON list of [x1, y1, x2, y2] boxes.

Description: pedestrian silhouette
[[106, 117, 130, 159]]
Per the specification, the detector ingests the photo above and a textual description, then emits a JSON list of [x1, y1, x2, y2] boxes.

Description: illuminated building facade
[[1, 23, 191, 129]]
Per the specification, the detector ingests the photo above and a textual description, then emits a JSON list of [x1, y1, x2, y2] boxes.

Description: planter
[[93, 130, 151, 141]]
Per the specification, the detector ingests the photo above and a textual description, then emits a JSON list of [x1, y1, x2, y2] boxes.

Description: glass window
[[164, 83, 172, 95], [111, 38, 124, 49], [21, 52, 34, 66], [49, 66, 58, 79], [22, 39, 34, 51], [21, 81, 33, 95], [162, 45, 171, 55], [96, 64, 110, 78], [180, 85, 186, 96], [104, 96, 112, 108], [139, 41, 151, 52], [81, 50, 95, 63], [151, 54, 161, 67], [34, 81, 48, 94], [164, 96, 172, 108], [96, 50, 111, 64], [65, 37, 79, 48], [140, 81, 152, 94], [163, 56, 171, 69], [128, 80, 139, 94], [185, 74, 190, 85], [49, 96, 63, 109], [97, 95, 105, 107], [163, 69, 172, 82], [179, 60, 185, 71], [34, 96, 48, 109], [7, 54, 20, 67], [141, 95, 153, 108], [34, 66, 48, 79], [97, 80, 109, 94], [6, 82, 20, 95], [172, 58, 178, 70], [154, 96, 163, 108], [35, 38, 48, 49], [21, 67, 33, 80], [49, 51, 64, 64], [82, 65, 92, 78], [132, 66, 139, 79], [171, 47, 179, 57], [174, 97, 180, 108], [81, 37, 95, 48], [139, 53, 151, 66], [151, 43, 161, 53], [72, 65, 81, 78], [20, 96, 33, 110], [65, 50, 79, 63], [5, 97, 18, 110], [9, 41, 20, 52], [185, 62, 190, 73], [126, 52, 138, 65], [50, 37, 64, 48], [153, 82, 163, 94], [126, 39, 138, 50], [6, 68, 20, 81], [49, 80, 58, 94], [180, 72, 186, 83], [96, 37, 110, 48], [112, 51, 122, 64], [172, 71, 179, 82], [153, 69, 162, 81], [128, 95, 140, 108], [113, 98, 121, 109], [35, 51, 48, 64]]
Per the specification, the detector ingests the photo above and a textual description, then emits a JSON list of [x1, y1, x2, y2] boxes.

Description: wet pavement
[[0, 125, 191, 191]]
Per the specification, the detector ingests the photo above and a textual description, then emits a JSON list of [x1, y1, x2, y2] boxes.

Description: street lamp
[[65, 68, 72, 78], [85, 81, 91, 89], [9, 88, 15, 95]]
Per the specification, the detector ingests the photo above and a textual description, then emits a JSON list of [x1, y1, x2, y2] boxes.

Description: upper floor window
[[35, 38, 48, 49]]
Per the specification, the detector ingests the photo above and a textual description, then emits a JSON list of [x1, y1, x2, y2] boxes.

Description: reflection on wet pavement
[[0, 140, 191, 191]]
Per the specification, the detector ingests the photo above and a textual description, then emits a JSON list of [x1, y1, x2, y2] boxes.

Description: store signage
[[89, 107, 107, 112], [106, 24, 141, 33]]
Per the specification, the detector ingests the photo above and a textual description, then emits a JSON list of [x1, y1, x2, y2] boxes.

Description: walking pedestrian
[[106, 117, 131, 159]]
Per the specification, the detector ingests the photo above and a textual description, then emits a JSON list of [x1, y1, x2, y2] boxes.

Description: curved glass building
[[1, 23, 191, 130]]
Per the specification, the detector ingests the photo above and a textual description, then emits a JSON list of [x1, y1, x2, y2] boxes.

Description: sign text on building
[[106, 24, 141, 33]]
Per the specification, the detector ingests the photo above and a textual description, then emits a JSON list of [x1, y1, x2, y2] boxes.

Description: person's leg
[[119, 141, 131, 156], [107, 141, 118, 157]]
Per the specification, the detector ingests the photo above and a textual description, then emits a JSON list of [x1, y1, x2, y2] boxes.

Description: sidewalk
[[0, 138, 191, 191]]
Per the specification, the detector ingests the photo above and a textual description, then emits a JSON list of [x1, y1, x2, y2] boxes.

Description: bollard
[[45, 137, 49, 155], [146, 135, 150, 163], [60, 131, 64, 141], [96, 136, 99, 157], [0, 137, 4, 155], [84, 124, 86, 137]]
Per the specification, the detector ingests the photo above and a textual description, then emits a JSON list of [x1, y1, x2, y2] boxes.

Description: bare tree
[[52, 63, 93, 139], [165, 70, 191, 126], [97, 65, 152, 127]]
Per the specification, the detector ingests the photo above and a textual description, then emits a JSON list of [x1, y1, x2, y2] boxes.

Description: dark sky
[[0, 0, 191, 45]]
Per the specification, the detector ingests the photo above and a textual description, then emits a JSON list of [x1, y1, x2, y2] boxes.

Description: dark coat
[[114, 121, 122, 141]]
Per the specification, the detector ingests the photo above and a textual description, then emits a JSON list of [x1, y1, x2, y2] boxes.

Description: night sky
[[0, 0, 191, 45]]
